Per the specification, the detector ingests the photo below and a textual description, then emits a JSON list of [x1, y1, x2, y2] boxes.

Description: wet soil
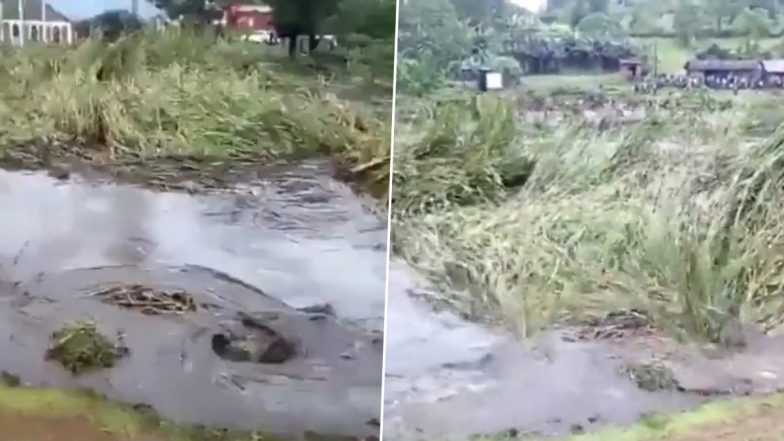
[[384, 261, 784, 440], [0, 162, 386, 439], [0, 413, 156, 441], [0, 140, 375, 197]]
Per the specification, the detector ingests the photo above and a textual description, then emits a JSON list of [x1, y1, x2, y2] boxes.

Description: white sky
[[509, 0, 546, 12]]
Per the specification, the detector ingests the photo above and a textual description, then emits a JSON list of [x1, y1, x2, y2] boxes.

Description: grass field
[[392, 87, 784, 342], [0, 29, 392, 197]]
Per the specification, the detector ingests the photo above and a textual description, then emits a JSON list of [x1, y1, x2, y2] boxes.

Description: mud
[[383, 261, 784, 440], [0, 162, 386, 439]]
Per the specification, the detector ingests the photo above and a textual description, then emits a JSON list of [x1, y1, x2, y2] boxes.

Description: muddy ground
[[0, 155, 387, 439], [384, 261, 784, 441]]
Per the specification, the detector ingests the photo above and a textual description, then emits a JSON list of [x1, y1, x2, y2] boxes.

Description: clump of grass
[[393, 91, 784, 344], [45, 321, 128, 375]]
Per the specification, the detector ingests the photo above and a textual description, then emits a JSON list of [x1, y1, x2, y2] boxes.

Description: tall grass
[[393, 90, 784, 343], [0, 29, 391, 196]]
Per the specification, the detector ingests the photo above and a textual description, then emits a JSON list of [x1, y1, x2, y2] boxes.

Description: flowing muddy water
[[0, 161, 386, 439], [383, 261, 784, 440]]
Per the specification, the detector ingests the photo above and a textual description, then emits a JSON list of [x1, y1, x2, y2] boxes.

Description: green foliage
[[732, 7, 773, 40], [0, 30, 392, 197], [45, 321, 127, 375], [577, 12, 625, 38], [393, 88, 784, 343]]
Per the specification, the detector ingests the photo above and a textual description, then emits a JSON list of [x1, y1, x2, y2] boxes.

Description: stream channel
[[0, 160, 386, 439]]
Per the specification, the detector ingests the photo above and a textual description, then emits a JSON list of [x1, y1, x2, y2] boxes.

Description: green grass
[[0, 28, 392, 197], [0, 381, 292, 440], [536, 395, 784, 441], [520, 74, 630, 95], [392, 89, 784, 342]]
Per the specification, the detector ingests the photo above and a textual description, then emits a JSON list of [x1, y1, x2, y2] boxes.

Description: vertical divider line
[[379, 0, 401, 437]]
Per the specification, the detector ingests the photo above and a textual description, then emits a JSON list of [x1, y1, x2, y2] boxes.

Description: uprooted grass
[[393, 90, 784, 343], [45, 321, 127, 375], [0, 29, 391, 197]]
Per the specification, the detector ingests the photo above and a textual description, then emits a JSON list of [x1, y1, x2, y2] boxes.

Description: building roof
[[684, 59, 762, 72], [762, 59, 784, 74], [0, 0, 70, 22]]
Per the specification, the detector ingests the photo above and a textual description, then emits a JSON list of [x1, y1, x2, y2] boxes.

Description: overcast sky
[[509, 0, 545, 12], [48, 0, 161, 20]]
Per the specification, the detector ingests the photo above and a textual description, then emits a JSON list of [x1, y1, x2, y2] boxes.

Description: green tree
[[588, 0, 609, 13], [328, 0, 396, 39], [398, 0, 469, 69], [450, 0, 505, 23], [576, 12, 623, 37], [568, 0, 591, 28], [265, 0, 342, 57], [673, 0, 703, 46], [732, 7, 772, 41]]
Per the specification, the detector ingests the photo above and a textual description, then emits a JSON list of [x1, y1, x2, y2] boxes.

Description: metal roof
[[684, 59, 762, 72], [762, 59, 784, 74]]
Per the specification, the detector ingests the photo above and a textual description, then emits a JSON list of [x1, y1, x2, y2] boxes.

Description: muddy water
[[0, 161, 386, 438], [383, 261, 703, 440]]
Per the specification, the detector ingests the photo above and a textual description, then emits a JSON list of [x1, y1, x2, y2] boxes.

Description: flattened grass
[[393, 90, 784, 343]]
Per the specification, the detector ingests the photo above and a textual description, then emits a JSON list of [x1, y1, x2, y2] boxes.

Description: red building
[[213, 3, 274, 33]]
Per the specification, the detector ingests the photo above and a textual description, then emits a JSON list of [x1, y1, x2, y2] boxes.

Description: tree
[[328, 0, 396, 40], [707, 0, 746, 32], [673, 0, 703, 46], [398, 0, 469, 71], [265, 0, 341, 57], [576, 12, 623, 37], [449, 0, 505, 24], [732, 7, 772, 41], [588, 0, 609, 13], [568, 0, 591, 29]]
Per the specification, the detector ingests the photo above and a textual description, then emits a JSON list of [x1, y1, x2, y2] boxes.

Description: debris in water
[[620, 362, 680, 392], [212, 311, 299, 364], [45, 321, 129, 375], [89, 284, 213, 315]]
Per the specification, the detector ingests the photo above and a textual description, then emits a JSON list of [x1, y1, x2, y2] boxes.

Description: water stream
[[0, 161, 386, 438]]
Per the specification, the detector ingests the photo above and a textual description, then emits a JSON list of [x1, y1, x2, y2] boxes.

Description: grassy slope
[[0, 29, 392, 197], [543, 395, 784, 441], [0, 383, 286, 441]]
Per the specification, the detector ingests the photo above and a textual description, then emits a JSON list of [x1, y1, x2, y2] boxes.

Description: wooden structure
[[684, 59, 763, 80], [620, 58, 648, 79], [0, 0, 73, 45], [761, 59, 784, 82]]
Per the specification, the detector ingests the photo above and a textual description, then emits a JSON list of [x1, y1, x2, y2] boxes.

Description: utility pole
[[132, 0, 139, 16], [18, 0, 24, 46], [42, 0, 45, 42]]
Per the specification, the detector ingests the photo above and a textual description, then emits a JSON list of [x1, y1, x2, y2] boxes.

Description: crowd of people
[[634, 73, 784, 94]]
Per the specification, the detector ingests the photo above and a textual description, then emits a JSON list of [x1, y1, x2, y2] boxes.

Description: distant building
[[0, 0, 74, 45], [761, 59, 784, 82], [684, 59, 763, 80], [211, 3, 274, 34]]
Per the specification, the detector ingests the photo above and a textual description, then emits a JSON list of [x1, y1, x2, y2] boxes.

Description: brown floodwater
[[0, 160, 386, 439]]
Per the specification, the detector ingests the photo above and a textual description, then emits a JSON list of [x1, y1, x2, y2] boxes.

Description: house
[[620, 58, 648, 79], [761, 59, 784, 82], [0, 0, 74, 45], [684, 59, 763, 81]]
